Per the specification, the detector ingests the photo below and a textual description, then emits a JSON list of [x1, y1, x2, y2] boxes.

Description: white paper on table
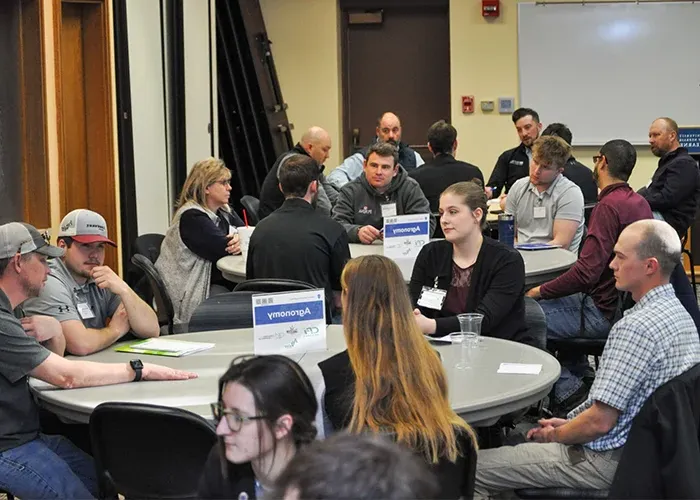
[[383, 213, 430, 261], [497, 363, 542, 375], [252, 289, 327, 355], [424, 334, 461, 343]]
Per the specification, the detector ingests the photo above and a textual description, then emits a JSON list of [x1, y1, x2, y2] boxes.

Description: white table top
[[29, 326, 559, 427], [217, 243, 576, 287]]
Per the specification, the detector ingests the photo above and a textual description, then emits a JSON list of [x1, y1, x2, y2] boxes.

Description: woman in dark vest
[[318, 255, 478, 499]]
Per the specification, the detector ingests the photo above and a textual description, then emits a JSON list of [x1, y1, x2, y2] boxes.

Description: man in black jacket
[[258, 126, 338, 220], [248, 155, 350, 317], [410, 120, 483, 212], [541, 123, 598, 204], [486, 108, 542, 198], [639, 117, 700, 236]]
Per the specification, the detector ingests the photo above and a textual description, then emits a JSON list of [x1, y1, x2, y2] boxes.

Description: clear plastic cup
[[457, 313, 484, 348]]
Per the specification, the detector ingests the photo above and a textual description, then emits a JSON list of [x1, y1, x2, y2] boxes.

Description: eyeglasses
[[593, 155, 604, 164], [210, 402, 267, 431], [216, 179, 231, 187]]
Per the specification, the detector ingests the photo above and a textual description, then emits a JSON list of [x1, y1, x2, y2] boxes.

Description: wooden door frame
[[52, 0, 118, 260]]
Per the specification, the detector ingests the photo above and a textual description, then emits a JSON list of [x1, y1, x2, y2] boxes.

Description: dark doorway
[[341, 1, 450, 161]]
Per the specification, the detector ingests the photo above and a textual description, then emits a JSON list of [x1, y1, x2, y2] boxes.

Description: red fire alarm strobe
[[483, 0, 499, 18], [462, 96, 475, 114]]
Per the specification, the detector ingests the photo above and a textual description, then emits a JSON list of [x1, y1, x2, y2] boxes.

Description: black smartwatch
[[130, 359, 144, 382]]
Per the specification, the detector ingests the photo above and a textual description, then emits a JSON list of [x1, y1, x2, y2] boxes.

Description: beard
[[592, 165, 599, 185], [20, 274, 43, 298]]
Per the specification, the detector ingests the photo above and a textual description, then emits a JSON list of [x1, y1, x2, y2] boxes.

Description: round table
[[29, 326, 560, 427], [217, 244, 576, 287]]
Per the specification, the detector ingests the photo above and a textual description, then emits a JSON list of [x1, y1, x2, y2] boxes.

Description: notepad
[[497, 363, 542, 375], [115, 338, 215, 357], [514, 243, 562, 251]]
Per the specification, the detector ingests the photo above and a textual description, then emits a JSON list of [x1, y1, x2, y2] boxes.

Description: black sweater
[[179, 207, 244, 287], [198, 443, 257, 499], [318, 350, 477, 500], [639, 147, 700, 236], [409, 238, 531, 345]]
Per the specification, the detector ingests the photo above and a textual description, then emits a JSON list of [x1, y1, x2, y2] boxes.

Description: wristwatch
[[130, 359, 144, 382]]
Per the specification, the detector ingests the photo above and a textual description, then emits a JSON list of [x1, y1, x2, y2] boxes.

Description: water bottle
[[498, 213, 515, 247]]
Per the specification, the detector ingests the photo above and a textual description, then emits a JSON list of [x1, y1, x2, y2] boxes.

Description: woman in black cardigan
[[411, 181, 541, 348]]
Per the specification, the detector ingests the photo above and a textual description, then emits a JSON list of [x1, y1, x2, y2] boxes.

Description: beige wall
[[259, 0, 342, 168], [260, 0, 659, 189]]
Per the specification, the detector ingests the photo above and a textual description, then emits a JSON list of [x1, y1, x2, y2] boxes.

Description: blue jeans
[[539, 293, 611, 403], [0, 434, 97, 499]]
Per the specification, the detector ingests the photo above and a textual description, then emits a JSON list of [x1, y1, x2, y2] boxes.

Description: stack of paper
[[116, 338, 215, 357]]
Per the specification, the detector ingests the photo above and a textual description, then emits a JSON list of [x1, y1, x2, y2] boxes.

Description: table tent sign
[[383, 213, 430, 261], [252, 289, 327, 355]]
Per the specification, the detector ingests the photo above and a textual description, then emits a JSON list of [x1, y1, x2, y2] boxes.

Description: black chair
[[130, 254, 181, 335], [133, 233, 165, 263], [240, 195, 260, 225], [126, 233, 165, 303], [233, 278, 317, 294], [234, 278, 332, 324], [187, 291, 257, 332], [681, 230, 696, 291], [90, 402, 217, 499]]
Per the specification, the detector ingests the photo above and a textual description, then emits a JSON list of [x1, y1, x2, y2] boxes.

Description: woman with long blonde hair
[[156, 158, 244, 324], [318, 255, 478, 499]]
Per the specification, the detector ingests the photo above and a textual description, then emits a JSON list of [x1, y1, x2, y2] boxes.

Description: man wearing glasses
[[526, 140, 653, 413], [0, 222, 196, 499], [503, 135, 585, 253], [23, 209, 160, 356]]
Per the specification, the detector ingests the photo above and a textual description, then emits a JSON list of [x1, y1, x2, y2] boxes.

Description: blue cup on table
[[498, 213, 515, 247]]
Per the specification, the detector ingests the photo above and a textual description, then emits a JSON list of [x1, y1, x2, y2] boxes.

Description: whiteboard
[[518, 2, 700, 145]]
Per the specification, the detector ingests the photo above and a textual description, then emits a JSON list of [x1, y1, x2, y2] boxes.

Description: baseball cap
[[0, 222, 65, 259], [58, 209, 116, 247]]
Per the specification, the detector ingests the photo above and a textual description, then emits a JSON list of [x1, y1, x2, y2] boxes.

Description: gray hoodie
[[332, 166, 435, 243]]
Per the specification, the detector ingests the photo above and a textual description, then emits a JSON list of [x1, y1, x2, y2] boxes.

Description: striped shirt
[[569, 284, 700, 451]]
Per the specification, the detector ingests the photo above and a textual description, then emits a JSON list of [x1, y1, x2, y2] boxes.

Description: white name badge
[[381, 203, 397, 218], [383, 213, 430, 261], [533, 206, 547, 219], [252, 289, 327, 355], [417, 286, 447, 310], [77, 302, 95, 320]]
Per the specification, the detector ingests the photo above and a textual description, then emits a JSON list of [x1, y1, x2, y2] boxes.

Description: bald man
[[475, 219, 700, 497], [259, 126, 339, 220], [638, 117, 700, 236], [327, 112, 424, 189]]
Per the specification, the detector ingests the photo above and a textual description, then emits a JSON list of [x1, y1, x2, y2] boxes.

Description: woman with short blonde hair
[[156, 158, 245, 324], [319, 254, 478, 499]]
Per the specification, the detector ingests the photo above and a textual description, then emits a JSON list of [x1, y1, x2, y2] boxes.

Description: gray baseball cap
[[58, 209, 116, 247], [0, 222, 65, 259]]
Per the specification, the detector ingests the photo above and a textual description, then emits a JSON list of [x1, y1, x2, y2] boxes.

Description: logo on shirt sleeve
[[57, 305, 71, 313]]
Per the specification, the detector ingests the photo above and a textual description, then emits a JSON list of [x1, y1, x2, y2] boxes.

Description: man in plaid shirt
[[475, 219, 700, 498]]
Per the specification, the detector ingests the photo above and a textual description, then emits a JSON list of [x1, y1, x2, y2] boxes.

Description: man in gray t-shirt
[[23, 209, 160, 355], [0, 222, 196, 499], [504, 136, 585, 254]]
